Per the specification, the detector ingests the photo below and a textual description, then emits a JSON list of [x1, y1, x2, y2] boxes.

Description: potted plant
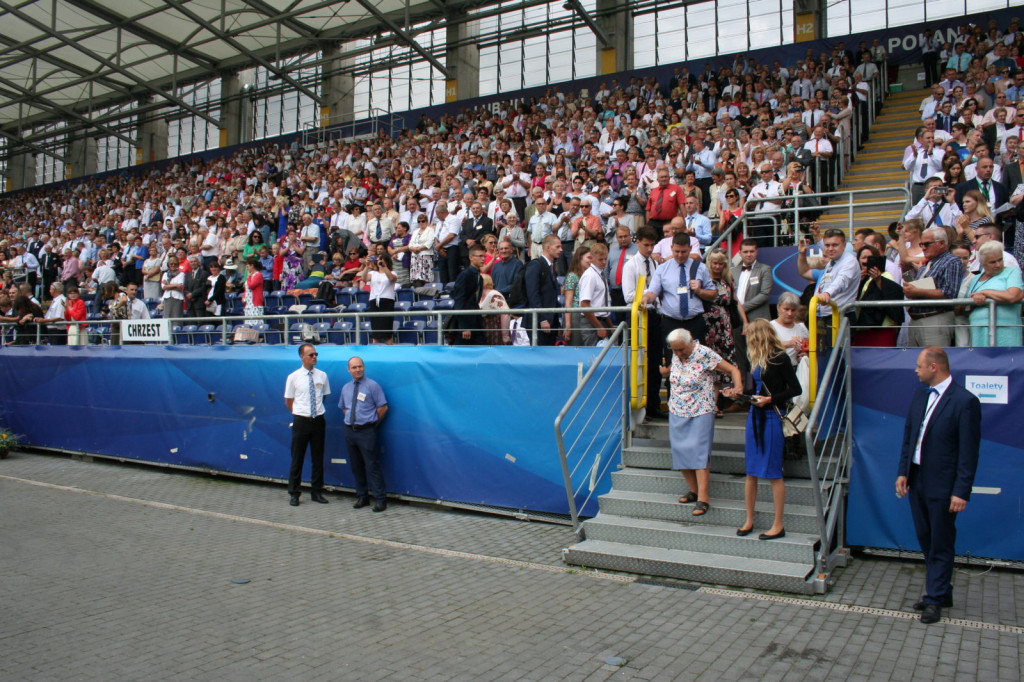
[[0, 428, 22, 459]]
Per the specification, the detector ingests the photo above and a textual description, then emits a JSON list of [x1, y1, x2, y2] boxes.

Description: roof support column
[[138, 100, 169, 164], [321, 44, 356, 126], [220, 72, 254, 147], [595, 0, 632, 75], [66, 134, 97, 180], [5, 150, 36, 191], [445, 20, 479, 102]]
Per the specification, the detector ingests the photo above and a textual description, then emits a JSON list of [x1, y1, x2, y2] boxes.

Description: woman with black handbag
[[736, 319, 802, 540]]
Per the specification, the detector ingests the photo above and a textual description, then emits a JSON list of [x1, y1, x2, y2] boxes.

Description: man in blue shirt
[[490, 240, 524, 299], [642, 233, 715, 361], [338, 356, 389, 512]]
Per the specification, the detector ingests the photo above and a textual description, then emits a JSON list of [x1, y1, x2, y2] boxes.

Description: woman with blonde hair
[[703, 249, 743, 415], [954, 189, 993, 242], [736, 319, 801, 540]]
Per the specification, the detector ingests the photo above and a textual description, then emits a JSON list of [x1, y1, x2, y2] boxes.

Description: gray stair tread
[[567, 540, 813, 578], [585, 514, 818, 547], [600, 489, 818, 517], [616, 468, 821, 490]]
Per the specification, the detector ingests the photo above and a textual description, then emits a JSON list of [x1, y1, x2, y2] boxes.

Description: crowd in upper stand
[[1, 16, 1022, 349]]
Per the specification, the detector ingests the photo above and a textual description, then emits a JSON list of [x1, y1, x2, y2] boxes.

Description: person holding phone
[[851, 245, 905, 347], [360, 246, 397, 344]]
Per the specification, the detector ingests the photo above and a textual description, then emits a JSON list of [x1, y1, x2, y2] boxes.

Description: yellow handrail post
[[807, 296, 839, 407], [629, 276, 648, 410]]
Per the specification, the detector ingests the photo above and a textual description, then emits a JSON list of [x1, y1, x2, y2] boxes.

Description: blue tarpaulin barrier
[[0, 344, 620, 516]]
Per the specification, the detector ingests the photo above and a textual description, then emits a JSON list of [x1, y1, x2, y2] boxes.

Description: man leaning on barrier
[[903, 227, 964, 347]]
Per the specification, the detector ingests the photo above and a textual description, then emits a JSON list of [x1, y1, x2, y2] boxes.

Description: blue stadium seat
[[176, 324, 197, 344], [337, 287, 359, 307], [314, 322, 333, 343], [396, 287, 416, 304], [266, 290, 288, 315], [288, 322, 305, 344], [398, 320, 425, 345], [356, 320, 373, 345], [354, 289, 370, 305], [346, 302, 368, 314], [195, 324, 216, 345], [225, 292, 243, 316], [331, 320, 354, 345]]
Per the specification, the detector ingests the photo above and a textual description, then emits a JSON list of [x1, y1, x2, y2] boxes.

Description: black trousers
[[439, 246, 461, 284], [908, 464, 958, 605], [344, 424, 386, 500], [645, 311, 663, 414], [660, 314, 708, 364], [289, 414, 325, 496], [695, 177, 714, 214]]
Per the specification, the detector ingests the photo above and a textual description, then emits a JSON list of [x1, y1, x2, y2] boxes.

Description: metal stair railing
[[704, 185, 912, 256], [554, 322, 630, 540], [803, 317, 854, 590]]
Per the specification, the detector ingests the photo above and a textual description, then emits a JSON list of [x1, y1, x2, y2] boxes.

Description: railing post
[[988, 299, 998, 347]]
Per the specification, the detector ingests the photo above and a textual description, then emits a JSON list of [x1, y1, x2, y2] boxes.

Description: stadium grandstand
[[2, 0, 1023, 593]]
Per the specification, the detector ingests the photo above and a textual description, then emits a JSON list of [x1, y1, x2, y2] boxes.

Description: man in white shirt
[[200, 226, 220, 269], [904, 178, 963, 227], [501, 160, 532, 218], [746, 164, 783, 246], [577, 243, 613, 346], [527, 197, 558, 260], [433, 202, 462, 284], [968, 222, 1020, 272], [37, 282, 68, 345], [798, 228, 860, 349], [903, 130, 946, 205], [283, 343, 331, 507]]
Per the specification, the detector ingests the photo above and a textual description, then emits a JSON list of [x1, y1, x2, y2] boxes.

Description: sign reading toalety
[[964, 375, 1008, 405]]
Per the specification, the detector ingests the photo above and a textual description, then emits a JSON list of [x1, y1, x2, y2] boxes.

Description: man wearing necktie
[[283, 344, 331, 507], [368, 203, 395, 246], [459, 201, 494, 268], [904, 178, 962, 228], [954, 157, 1008, 212], [896, 348, 981, 624], [604, 225, 638, 317], [642, 233, 715, 362], [622, 227, 663, 417], [339, 356, 389, 512], [904, 130, 943, 204]]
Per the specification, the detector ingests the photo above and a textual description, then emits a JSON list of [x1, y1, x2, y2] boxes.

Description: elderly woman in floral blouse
[[660, 327, 742, 517]]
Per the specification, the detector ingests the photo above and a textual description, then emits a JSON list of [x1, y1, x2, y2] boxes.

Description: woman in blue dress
[[738, 320, 802, 540]]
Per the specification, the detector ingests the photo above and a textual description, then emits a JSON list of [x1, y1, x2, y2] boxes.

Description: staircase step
[[622, 445, 825, 479], [610, 469, 825, 507], [596, 490, 820, 534], [581, 514, 818, 564], [562, 540, 816, 593]]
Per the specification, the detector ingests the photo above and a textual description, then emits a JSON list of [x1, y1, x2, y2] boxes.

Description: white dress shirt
[[284, 367, 331, 418], [913, 375, 951, 465]]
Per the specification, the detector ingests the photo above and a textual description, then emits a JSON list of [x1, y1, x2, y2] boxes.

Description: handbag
[[763, 382, 809, 437]]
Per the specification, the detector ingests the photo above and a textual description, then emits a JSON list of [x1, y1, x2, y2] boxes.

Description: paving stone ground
[[1, 451, 1021, 681]]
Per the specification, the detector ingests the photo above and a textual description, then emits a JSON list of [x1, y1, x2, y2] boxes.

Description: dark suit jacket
[[450, 266, 482, 331], [459, 216, 495, 258], [898, 380, 981, 501], [730, 261, 773, 321], [185, 268, 210, 305], [207, 273, 227, 307], [954, 177, 1008, 212], [1003, 160, 1024, 190], [524, 256, 560, 325]]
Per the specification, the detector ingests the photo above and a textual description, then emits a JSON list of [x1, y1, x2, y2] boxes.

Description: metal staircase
[[562, 324, 855, 595]]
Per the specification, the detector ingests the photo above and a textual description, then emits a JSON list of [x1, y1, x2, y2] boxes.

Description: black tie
[[644, 258, 651, 279]]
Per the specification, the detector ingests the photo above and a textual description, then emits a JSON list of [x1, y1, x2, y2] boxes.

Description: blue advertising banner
[[0, 345, 620, 517], [848, 348, 1024, 561]]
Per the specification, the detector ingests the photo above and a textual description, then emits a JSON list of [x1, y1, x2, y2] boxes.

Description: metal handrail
[[705, 185, 911, 256], [807, 296, 840, 407], [629, 276, 649, 410], [845, 298, 1000, 347], [554, 322, 629, 538], [2, 305, 633, 347], [803, 318, 853, 583]]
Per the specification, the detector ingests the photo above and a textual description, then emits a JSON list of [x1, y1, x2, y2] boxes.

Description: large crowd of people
[[1, 17, 1022, 354]]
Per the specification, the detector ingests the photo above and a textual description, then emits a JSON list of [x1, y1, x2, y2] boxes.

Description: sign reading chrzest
[[964, 375, 1009, 405], [121, 319, 170, 343]]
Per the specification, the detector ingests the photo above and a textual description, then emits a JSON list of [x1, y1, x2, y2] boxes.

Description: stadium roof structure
[[1, 0, 616, 158]]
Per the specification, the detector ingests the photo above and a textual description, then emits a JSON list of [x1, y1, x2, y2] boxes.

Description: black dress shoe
[[289, 496, 300, 507], [920, 604, 942, 624], [352, 497, 370, 509], [311, 493, 329, 504], [913, 597, 953, 611], [372, 500, 387, 512]]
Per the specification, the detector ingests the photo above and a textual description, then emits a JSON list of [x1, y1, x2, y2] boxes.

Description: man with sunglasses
[[284, 343, 331, 507], [903, 227, 964, 347]]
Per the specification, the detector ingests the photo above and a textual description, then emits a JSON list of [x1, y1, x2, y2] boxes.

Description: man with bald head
[[896, 347, 981, 624], [339, 356, 389, 512]]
